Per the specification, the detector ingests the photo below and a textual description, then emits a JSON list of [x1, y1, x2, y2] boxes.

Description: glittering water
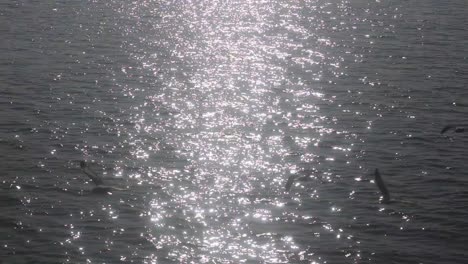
[[1, 0, 468, 263]]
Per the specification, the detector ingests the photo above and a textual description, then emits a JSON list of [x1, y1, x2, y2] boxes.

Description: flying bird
[[285, 171, 316, 191], [374, 169, 390, 204], [285, 175, 297, 192], [80, 161, 104, 185], [80, 161, 119, 194], [441, 125, 465, 134]]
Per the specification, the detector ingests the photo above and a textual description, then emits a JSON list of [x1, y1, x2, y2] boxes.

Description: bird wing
[[374, 169, 390, 203], [285, 175, 296, 191], [441, 125, 454, 134], [80, 162, 104, 186]]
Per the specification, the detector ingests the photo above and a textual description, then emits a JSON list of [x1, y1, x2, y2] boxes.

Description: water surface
[[1, 0, 468, 263]]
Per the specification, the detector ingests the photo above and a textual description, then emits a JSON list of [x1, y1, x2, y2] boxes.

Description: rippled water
[[1, 0, 468, 263]]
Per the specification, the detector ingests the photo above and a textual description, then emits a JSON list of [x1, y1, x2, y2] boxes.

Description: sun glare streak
[[37, 0, 400, 263]]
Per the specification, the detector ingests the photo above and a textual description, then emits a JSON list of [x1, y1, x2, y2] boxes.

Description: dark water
[[1, 0, 468, 263]]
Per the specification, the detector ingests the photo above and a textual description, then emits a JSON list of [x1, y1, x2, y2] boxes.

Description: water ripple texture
[[1, 0, 468, 263]]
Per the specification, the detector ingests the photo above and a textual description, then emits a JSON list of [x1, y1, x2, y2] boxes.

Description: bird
[[285, 174, 297, 191], [80, 161, 121, 194], [80, 161, 103, 185], [441, 125, 465, 134], [285, 174, 311, 191], [374, 169, 390, 204], [285, 170, 317, 191]]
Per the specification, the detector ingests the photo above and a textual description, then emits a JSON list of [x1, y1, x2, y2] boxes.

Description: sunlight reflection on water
[[119, 0, 363, 262], [4, 0, 468, 263]]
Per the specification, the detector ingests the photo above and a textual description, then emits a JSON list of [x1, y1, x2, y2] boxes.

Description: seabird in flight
[[374, 168, 390, 204], [441, 125, 465, 134], [80, 161, 118, 194]]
